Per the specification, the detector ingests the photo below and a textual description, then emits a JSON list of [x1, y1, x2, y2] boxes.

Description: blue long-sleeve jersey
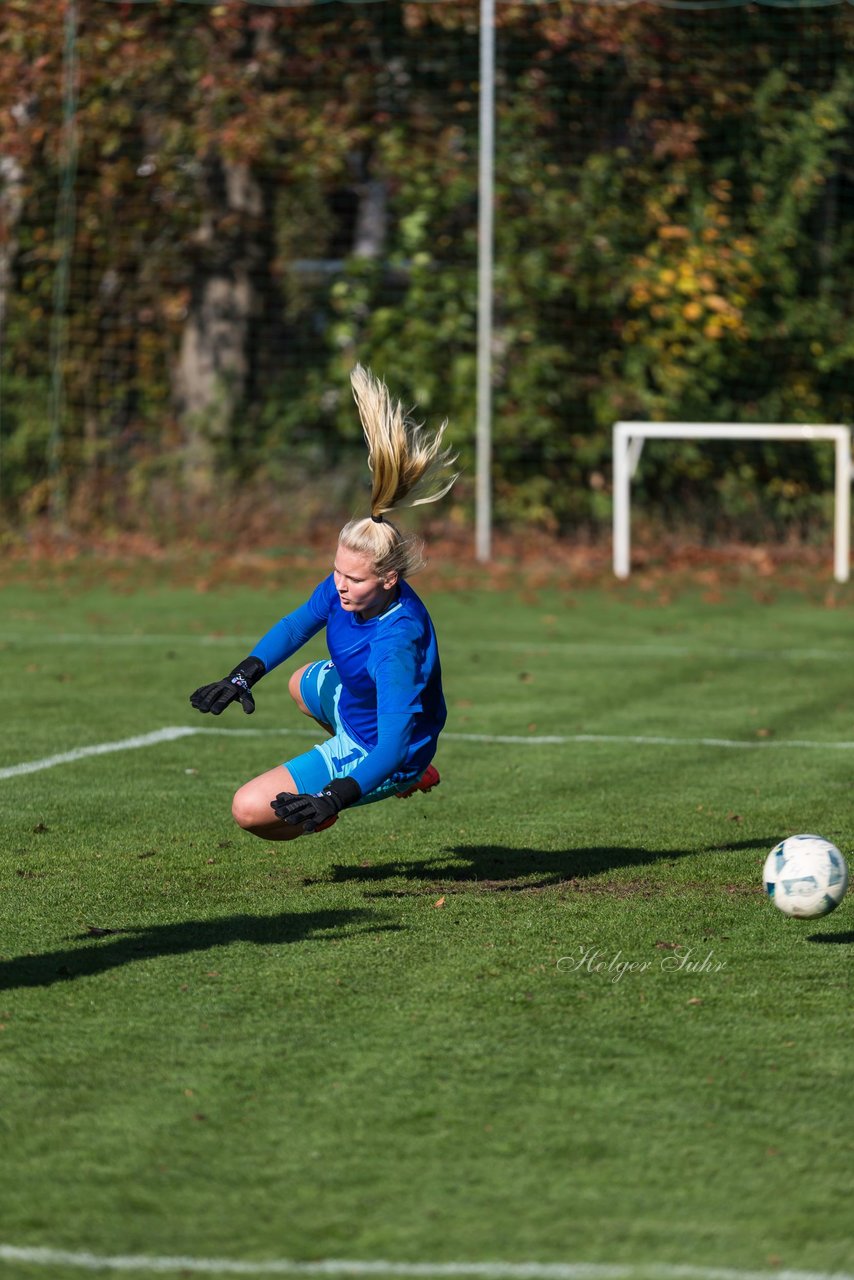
[[250, 575, 447, 795]]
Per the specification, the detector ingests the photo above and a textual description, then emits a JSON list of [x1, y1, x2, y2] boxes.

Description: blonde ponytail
[[339, 365, 457, 580]]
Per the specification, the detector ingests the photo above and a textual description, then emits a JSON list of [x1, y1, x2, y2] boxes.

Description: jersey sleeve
[[249, 578, 333, 673], [348, 638, 423, 794]]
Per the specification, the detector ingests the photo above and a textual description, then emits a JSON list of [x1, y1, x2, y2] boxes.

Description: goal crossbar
[[612, 422, 853, 583]]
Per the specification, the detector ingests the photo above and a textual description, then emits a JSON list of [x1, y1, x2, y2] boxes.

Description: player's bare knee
[[231, 787, 258, 831]]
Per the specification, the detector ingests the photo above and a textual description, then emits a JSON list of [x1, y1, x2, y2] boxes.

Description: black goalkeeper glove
[[189, 655, 266, 716], [271, 776, 362, 832]]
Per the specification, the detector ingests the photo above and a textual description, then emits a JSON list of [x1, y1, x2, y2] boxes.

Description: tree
[[2, 0, 852, 539]]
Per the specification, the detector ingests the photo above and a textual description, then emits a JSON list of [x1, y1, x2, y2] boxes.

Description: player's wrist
[[228, 656, 266, 687], [323, 776, 362, 811]]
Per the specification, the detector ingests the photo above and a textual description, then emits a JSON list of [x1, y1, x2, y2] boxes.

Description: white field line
[[0, 728, 197, 779], [3, 725, 854, 782], [0, 726, 310, 781], [0, 633, 850, 663], [0, 1247, 851, 1280], [446, 732, 854, 750]]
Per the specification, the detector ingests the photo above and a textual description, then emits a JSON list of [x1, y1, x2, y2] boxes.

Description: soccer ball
[[763, 834, 849, 919]]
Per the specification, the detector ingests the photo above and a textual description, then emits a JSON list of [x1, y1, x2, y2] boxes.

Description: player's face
[[333, 545, 398, 619]]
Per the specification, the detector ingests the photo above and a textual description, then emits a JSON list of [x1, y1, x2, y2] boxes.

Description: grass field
[[0, 558, 852, 1280]]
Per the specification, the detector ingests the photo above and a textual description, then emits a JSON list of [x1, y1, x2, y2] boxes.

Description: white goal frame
[[612, 422, 853, 584]]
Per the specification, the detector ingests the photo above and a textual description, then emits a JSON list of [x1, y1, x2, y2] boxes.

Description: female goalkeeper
[[189, 365, 457, 840]]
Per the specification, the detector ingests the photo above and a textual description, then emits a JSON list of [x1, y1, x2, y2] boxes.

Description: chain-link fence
[[2, 0, 853, 547]]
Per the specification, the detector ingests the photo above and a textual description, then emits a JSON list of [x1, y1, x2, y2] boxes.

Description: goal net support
[[612, 422, 853, 583]]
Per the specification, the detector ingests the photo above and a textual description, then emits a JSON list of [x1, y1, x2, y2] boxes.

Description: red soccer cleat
[[396, 764, 441, 799]]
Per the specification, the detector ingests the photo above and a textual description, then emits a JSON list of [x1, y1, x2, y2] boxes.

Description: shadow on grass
[[806, 929, 854, 944], [0, 908, 397, 991], [322, 836, 776, 894]]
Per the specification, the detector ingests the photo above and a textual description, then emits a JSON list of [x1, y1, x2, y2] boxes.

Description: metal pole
[[833, 428, 850, 583], [47, 0, 79, 531], [612, 424, 632, 579], [475, 0, 495, 562]]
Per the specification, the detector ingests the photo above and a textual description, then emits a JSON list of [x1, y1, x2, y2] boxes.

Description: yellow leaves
[[624, 197, 765, 369], [710, 179, 732, 203], [813, 111, 841, 132]]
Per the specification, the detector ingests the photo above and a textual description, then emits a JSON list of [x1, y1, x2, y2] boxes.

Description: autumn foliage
[[1, 0, 852, 540]]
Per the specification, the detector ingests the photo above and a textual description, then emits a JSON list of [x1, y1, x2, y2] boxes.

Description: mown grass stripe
[[4, 726, 854, 781], [0, 633, 850, 663]]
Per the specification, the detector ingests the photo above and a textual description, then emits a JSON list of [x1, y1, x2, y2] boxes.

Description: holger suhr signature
[[556, 945, 727, 983]]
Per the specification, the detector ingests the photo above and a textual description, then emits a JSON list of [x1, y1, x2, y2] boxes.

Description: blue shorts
[[284, 660, 424, 806]]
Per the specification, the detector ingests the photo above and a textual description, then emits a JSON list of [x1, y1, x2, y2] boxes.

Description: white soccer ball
[[763, 834, 849, 919]]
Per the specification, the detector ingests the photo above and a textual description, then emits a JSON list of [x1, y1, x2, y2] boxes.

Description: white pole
[[833, 428, 850, 583], [613, 423, 632, 579], [611, 421, 850, 583], [47, 0, 79, 531], [475, 0, 495, 563]]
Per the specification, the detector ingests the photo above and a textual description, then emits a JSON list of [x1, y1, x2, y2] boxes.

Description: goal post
[[612, 422, 853, 583]]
